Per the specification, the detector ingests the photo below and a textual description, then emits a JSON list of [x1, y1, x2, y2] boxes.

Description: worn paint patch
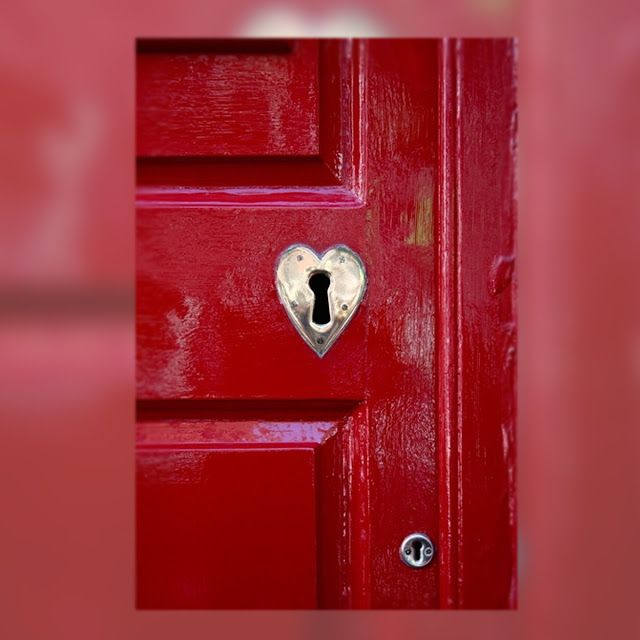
[[158, 295, 202, 396], [401, 170, 435, 247], [365, 207, 375, 241], [405, 193, 433, 246]]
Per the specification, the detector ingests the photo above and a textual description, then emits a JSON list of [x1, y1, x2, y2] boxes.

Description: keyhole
[[410, 538, 423, 562], [308, 271, 331, 325], [400, 533, 435, 567]]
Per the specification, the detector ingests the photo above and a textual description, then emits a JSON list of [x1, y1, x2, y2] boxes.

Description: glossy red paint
[[137, 40, 320, 157], [137, 445, 317, 608], [136, 38, 516, 609], [437, 39, 517, 609]]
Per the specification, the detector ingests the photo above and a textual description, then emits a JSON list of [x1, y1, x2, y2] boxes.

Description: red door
[[136, 38, 516, 609]]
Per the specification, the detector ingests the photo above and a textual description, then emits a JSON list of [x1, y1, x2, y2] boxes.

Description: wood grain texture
[[455, 39, 517, 608], [436, 38, 459, 609], [136, 41, 359, 194], [436, 39, 517, 609], [136, 40, 319, 157], [362, 38, 440, 608]]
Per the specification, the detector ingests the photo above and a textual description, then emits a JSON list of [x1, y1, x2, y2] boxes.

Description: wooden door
[[136, 38, 516, 609]]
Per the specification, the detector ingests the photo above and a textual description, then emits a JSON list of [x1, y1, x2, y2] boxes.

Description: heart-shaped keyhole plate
[[275, 244, 367, 357]]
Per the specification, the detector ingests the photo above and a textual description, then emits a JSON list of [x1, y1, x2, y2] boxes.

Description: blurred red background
[[1, 0, 638, 638]]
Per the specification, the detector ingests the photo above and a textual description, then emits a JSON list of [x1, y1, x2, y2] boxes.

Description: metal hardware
[[275, 244, 367, 357], [400, 533, 435, 568]]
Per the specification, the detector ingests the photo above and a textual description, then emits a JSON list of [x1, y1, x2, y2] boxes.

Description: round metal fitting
[[399, 533, 435, 568]]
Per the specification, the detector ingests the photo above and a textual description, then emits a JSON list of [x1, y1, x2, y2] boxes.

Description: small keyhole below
[[308, 271, 331, 326], [411, 539, 423, 562]]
